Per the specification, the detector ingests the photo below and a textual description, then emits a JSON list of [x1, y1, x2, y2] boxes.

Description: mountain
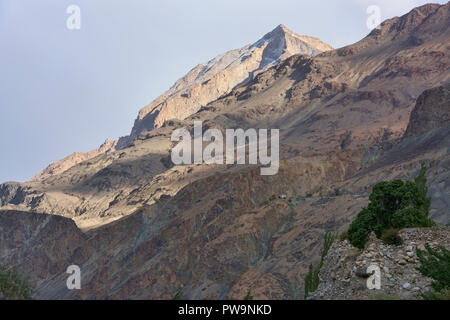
[[117, 24, 332, 148], [30, 24, 332, 182], [0, 3, 449, 299]]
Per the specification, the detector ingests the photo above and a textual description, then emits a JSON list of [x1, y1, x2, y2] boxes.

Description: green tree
[[347, 164, 434, 249], [347, 208, 376, 249], [0, 265, 34, 300], [391, 207, 434, 229], [304, 232, 336, 299]]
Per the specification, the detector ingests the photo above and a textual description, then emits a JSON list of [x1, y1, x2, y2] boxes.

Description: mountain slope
[[30, 139, 117, 183], [29, 25, 331, 182], [118, 24, 332, 148], [1, 3, 449, 229], [1, 99, 449, 299]]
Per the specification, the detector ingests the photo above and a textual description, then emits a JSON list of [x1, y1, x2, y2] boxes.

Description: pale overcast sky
[[0, 0, 446, 182]]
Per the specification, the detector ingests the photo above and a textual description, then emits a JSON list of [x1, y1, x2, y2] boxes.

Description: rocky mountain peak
[[29, 24, 333, 180], [367, 2, 446, 40], [261, 24, 333, 58], [117, 25, 332, 148], [262, 24, 294, 41]]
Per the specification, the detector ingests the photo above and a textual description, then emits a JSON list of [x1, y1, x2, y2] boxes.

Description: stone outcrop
[[404, 83, 450, 137], [310, 228, 450, 300]]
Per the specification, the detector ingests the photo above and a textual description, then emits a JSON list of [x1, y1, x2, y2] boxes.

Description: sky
[[0, 0, 446, 183]]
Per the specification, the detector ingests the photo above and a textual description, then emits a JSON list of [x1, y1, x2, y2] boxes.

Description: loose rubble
[[310, 227, 450, 300]]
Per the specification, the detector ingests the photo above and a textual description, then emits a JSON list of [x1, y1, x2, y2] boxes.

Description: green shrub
[[347, 163, 433, 249], [416, 244, 450, 299], [0, 265, 34, 300], [381, 228, 403, 246]]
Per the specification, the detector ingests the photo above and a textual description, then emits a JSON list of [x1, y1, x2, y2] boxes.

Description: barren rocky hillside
[[0, 3, 449, 300]]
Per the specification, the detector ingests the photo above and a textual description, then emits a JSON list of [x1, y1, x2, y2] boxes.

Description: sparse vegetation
[[347, 163, 434, 249], [0, 265, 34, 300], [421, 287, 450, 300], [381, 228, 403, 246], [172, 288, 183, 300], [338, 230, 348, 241], [416, 244, 450, 300], [304, 232, 336, 299], [244, 290, 253, 300], [260, 194, 276, 206]]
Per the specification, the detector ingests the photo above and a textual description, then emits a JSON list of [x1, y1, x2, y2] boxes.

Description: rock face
[[117, 24, 332, 148], [0, 3, 449, 300], [404, 83, 450, 137], [0, 210, 90, 296], [310, 228, 450, 300]]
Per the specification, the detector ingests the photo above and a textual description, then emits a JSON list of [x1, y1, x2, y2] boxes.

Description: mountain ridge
[[118, 24, 332, 148], [28, 24, 332, 182]]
